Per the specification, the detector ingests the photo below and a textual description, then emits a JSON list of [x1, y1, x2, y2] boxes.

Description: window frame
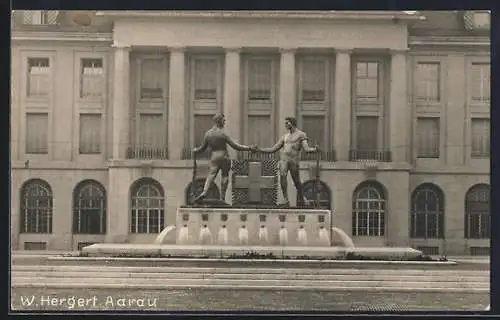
[[470, 118, 490, 158], [20, 179, 53, 234], [464, 184, 490, 239], [297, 55, 333, 154], [352, 183, 386, 237], [187, 54, 224, 148], [410, 184, 445, 239], [242, 54, 278, 146], [351, 56, 387, 154], [130, 179, 165, 234], [73, 180, 107, 234], [78, 112, 103, 155], [130, 53, 170, 158], [25, 112, 49, 155], [415, 116, 441, 159]]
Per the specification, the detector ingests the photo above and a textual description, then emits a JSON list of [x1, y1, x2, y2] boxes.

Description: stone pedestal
[[176, 207, 332, 246]]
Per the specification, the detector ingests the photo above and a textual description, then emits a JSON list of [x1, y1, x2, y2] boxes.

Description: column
[[168, 47, 186, 160], [278, 48, 297, 205], [446, 54, 466, 166], [223, 47, 242, 157], [389, 49, 409, 163], [333, 49, 352, 161], [111, 44, 131, 160], [278, 48, 297, 125]]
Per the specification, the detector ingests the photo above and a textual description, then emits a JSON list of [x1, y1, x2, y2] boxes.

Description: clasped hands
[[248, 144, 320, 153]]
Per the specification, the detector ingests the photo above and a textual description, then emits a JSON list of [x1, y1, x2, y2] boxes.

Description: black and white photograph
[[10, 10, 491, 312]]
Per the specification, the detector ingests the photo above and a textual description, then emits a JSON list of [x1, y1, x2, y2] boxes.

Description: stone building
[[10, 10, 490, 255]]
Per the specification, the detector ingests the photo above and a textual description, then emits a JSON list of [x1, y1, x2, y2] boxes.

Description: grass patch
[[75, 250, 448, 262]]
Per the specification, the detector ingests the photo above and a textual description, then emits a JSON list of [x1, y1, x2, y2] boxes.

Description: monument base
[[81, 244, 422, 260]]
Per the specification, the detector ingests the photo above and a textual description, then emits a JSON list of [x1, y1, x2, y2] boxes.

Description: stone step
[[11, 265, 490, 276], [11, 277, 489, 292], [11, 271, 489, 282]]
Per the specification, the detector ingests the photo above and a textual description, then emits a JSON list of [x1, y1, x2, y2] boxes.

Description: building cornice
[[409, 35, 490, 47], [96, 10, 425, 22], [11, 31, 113, 43]]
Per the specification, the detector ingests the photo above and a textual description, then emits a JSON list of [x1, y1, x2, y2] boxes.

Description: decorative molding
[[409, 36, 490, 47], [111, 42, 131, 51], [279, 47, 297, 54], [335, 48, 354, 55], [223, 47, 241, 54], [95, 10, 425, 22], [11, 31, 112, 43], [169, 46, 186, 53]]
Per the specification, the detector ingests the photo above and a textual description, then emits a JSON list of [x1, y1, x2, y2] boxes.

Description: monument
[[83, 114, 422, 260]]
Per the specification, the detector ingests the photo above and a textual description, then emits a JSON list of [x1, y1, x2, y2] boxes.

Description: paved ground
[[11, 287, 489, 311], [10, 252, 490, 312]]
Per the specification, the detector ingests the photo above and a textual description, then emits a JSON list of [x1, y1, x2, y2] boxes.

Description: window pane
[[247, 115, 272, 147], [302, 115, 325, 149], [193, 114, 214, 158], [356, 116, 378, 151], [79, 114, 101, 154], [355, 62, 379, 101], [415, 63, 440, 102], [416, 117, 440, 158], [27, 58, 50, 97], [194, 59, 218, 100], [141, 59, 164, 99], [248, 59, 272, 101], [138, 114, 164, 147], [26, 113, 48, 154], [471, 63, 490, 103], [21, 181, 53, 233], [471, 118, 490, 157], [80, 58, 104, 99], [302, 60, 326, 102]]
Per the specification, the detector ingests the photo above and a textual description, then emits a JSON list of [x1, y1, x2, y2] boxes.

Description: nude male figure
[[192, 113, 257, 203], [258, 117, 318, 206]]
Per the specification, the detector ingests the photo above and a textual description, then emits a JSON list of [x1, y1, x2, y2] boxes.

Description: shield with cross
[[231, 159, 279, 206]]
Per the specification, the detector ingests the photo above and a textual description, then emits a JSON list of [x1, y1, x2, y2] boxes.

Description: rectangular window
[[26, 113, 48, 154], [471, 118, 490, 158], [356, 116, 378, 151], [415, 62, 440, 102], [194, 59, 218, 100], [416, 117, 440, 158], [355, 62, 379, 101], [138, 114, 164, 148], [80, 58, 104, 99], [471, 63, 490, 103], [193, 114, 214, 158], [23, 10, 58, 25], [27, 58, 50, 97], [79, 114, 101, 154], [247, 59, 272, 101], [302, 115, 326, 151], [301, 60, 327, 102], [140, 59, 165, 99], [247, 115, 273, 148]]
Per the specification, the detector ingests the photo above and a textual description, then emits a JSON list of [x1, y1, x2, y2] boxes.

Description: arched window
[[73, 180, 106, 234], [465, 184, 490, 239], [185, 178, 220, 205], [302, 180, 332, 210], [410, 183, 444, 238], [352, 181, 386, 236], [130, 178, 165, 233], [20, 179, 53, 233]]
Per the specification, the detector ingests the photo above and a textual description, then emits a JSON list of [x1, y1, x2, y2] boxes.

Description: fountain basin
[[172, 207, 332, 246], [81, 244, 422, 260]]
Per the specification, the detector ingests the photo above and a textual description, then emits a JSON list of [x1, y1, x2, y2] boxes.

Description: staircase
[[11, 265, 490, 293]]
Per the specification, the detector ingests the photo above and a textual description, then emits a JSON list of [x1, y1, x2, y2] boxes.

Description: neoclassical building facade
[[11, 10, 490, 255]]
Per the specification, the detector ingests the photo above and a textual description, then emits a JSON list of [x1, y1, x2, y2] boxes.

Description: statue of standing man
[[258, 117, 318, 207], [192, 113, 257, 203]]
